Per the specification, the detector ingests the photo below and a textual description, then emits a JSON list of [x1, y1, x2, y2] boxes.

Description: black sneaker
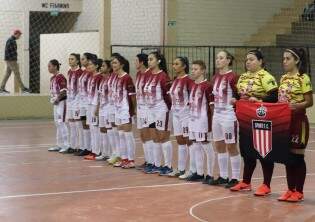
[[65, 148, 76, 154], [209, 177, 229, 185], [74, 149, 83, 155], [187, 173, 204, 182], [0, 89, 10, 94], [225, 179, 239, 189], [77, 149, 91, 156], [202, 175, 214, 184]]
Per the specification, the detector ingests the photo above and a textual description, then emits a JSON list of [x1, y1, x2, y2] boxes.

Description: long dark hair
[[149, 51, 168, 73], [83, 52, 97, 62], [112, 54, 130, 73], [176, 56, 189, 73], [136, 53, 148, 68], [70, 53, 81, 67], [285, 48, 309, 75], [49, 59, 61, 71]]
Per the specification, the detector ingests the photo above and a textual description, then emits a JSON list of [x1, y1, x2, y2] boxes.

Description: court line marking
[[189, 174, 315, 222], [0, 182, 199, 200]]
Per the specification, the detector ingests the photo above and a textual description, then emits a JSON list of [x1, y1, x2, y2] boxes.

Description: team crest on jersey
[[252, 120, 272, 158], [256, 105, 267, 118]]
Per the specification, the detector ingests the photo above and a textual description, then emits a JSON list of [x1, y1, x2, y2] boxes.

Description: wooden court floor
[[0, 120, 314, 222]]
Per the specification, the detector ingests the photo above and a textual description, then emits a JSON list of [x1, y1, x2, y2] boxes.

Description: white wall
[[40, 32, 99, 94], [111, 0, 163, 45], [72, 0, 100, 32], [176, 0, 294, 45]]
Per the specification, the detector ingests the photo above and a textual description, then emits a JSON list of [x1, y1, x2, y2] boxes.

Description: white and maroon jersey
[[170, 74, 194, 114], [189, 80, 213, 131], [143, 71, 172, 110], [135, 69, 150, 106], [114, 73, 135, 116], [99, 74, 111, 107], [50, 73, 67, 99], [67, 67, 83, 102], [211, 71, 238, 113], [78, 69, 93, 99], [87, 73, 103, 105], [108, 73, 118, 107]]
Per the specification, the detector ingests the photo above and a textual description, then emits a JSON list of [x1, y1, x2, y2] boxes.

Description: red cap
[[13, 29, 22, 35]]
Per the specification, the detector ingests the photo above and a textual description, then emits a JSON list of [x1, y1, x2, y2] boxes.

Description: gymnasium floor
[[0, 120, 314, 222]]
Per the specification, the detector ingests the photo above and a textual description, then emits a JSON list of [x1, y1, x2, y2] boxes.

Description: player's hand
[[230, 98, 237, 105], [248, 97, 259, 103], [289, 103, 298, 110]]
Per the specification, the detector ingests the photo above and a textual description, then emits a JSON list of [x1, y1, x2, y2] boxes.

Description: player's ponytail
[[150, 51, 168, 74], [49, 59, 61, 71]]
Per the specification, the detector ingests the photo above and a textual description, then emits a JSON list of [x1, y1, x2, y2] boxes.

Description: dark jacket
[[4, 36, 17, 61]]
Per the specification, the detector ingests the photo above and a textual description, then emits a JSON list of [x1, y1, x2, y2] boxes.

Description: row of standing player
[[48, 47, 312, 203]]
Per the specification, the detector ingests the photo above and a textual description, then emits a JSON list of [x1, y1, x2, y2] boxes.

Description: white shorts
[[87, 105, 98, 126], [148, 110, 170, 131], [189, 131, 213, 142], [172, 112, 189, 137], [53, 101, 66, 123], [136, 105, 149, 129], [212, 112, 238, 144], [99, 115, 112, 128]]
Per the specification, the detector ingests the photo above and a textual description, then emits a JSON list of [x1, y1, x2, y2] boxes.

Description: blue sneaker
[[151, 166, 163, 174], [144, 164, 154, 174], [159, 166, 173, 176]]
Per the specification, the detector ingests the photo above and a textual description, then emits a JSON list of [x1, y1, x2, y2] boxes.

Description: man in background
[[0, 30, 29, 94]]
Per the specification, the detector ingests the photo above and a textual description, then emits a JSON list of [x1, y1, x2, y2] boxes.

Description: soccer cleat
[[168, 169, 180, 177], [254, 184, 271, 196], [59, 147, 69, 153], [179, 171, 192, 180], [65, 148, 76, 154], [113, 159, 128, 167], [159, 166, 173, 176], [48, 146, 61, 152], [209, 177, 229, 185], [122, 160, 136, 169], [225, 179, 240, 189], [144, 164, 155, 174], [74, 149, 83, 155], [230, 181, 252, 192], [78, 149, 91, 156], [107, 156, 121, 165], [278, 190, 294, 201], [95, 154, 107, 161], [203, 175, 215, 185], [151, 166, 163, 174], [186, 173, 204, 182], [286, 191, 304, 202], [84, 153, 96, 160]]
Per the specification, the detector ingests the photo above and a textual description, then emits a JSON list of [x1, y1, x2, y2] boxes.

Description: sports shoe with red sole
[[122, 161, 135, 169], [254, 184, 271, 196], [230, 181, 252, 192], [114, 159, 128, 167], [286, 191, 304, 202], [84, 153, 96, 160], [278, 190, 294, 201]]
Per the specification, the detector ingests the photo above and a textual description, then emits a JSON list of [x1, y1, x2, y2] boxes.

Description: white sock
[[59, 122, 69, 148], [101, 133, 109, 156], [195, 143, 204, 176], [68, 121, 77, 148], [218, 152, 229, 179], [125, 132, 135, 161], [189, 143, 196, 173], [178, 144, 188, 171], [112, 127, 120, 157], [145, 140, 154, 164], [76, 121, 84, 150], [201, 143, 215, 177], [92, 126, 100, 155], [83, 129, 91, 151], [55, 122, 62, 147], [143, 142, 148, 163], [161, 141, 172, 168], [118, 131, 127, 159], [153, 142, 162, 167], [230, 154, 241, 180], [107, 129, 116, 156]]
